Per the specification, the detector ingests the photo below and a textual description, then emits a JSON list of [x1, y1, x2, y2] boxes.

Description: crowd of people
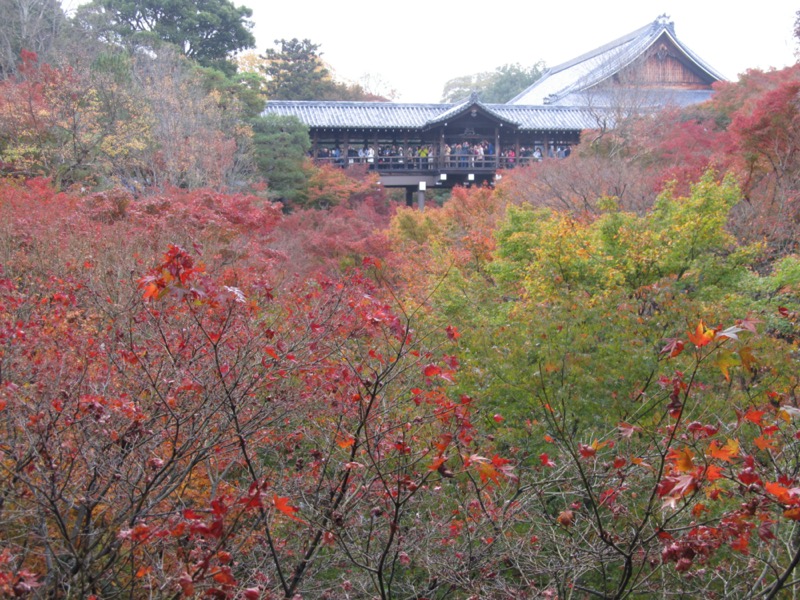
[[312, 141, 571, 169]]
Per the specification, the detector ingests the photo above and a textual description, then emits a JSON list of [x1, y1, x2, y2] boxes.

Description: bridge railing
[[310, 154, 545, 172]]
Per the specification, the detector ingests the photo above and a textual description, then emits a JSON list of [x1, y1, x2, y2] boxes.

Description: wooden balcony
[[311, 153, 544, 173]]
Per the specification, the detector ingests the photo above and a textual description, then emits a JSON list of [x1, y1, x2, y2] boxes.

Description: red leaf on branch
[[423, 364, 441, 377], [758, 521, 776, 542], [212, 566, 236, 585], [618, 422, 640, 438], [178, 573, 194, 596], [660, 338, 685, 358], [738, 468, 761, 486], [730, 532, 750, 554], [434, 433, 452, 454]]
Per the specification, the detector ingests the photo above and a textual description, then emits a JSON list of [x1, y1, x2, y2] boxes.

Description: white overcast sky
[[240, 0, 798, 102]]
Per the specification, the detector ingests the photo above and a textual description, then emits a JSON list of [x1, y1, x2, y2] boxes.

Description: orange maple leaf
[[687, 321, 715, 348], [212, 567, 237, 585], [708, 439, 739, 463], [428, 456, 447, 471], [434, 433, 453, 454], [667, 447, 695, 473], [754, 435, 776, 451], [336, 434, 355, 449], [704, 464, 724, 482], [476, 461, 500, 484], [730, 532, 750, 554], [743, 408, 766, 426], [273, 495, 306, 523], [142, 282, 160, 301], [766, 481, 793, 503], [136, 565, 152, 578]]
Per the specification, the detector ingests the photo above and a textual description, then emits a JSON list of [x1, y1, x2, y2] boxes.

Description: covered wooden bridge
[[262, 93, 599, 201]]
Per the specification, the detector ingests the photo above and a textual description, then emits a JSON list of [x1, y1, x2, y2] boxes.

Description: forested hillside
[[1, 2, 800, 598]]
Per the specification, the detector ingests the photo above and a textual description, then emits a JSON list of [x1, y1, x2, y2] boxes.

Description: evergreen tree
[[262, 38, 335, 100], [251, 113, 310, 201]]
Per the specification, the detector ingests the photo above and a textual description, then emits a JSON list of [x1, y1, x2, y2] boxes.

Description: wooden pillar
[[439, 128, 445, 172], [312, 131, 318, 158], [494, 126, 500, 171], [343, 131, 350, 168]]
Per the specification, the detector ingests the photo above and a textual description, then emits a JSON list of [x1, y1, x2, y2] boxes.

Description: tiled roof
[[262, 101, 602, 132], [262, 102, 445, 129], [489, 105, 603, 130], [508, 17, 726, 106], [551, 89, 717, 109]]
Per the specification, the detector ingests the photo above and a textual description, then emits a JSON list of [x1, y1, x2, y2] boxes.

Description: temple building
[[509, 15, 726, 107], [262, 16, 725, 201]]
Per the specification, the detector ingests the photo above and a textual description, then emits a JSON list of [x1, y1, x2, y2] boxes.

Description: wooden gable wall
[[617, 35, 715, 90]]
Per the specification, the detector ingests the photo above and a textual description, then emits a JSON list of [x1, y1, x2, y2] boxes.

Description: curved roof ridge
[[545, 20, 658, 79], [424, 92, 519, 128]]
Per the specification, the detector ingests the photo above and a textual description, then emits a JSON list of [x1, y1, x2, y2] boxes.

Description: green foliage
[[492, 171, 744, 301], [441, 61, 545, 103], [250, 114, 310, 201], [196, 64, 265, 119], [75, 0, 255, 70], [392, 173, 792, 439]]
